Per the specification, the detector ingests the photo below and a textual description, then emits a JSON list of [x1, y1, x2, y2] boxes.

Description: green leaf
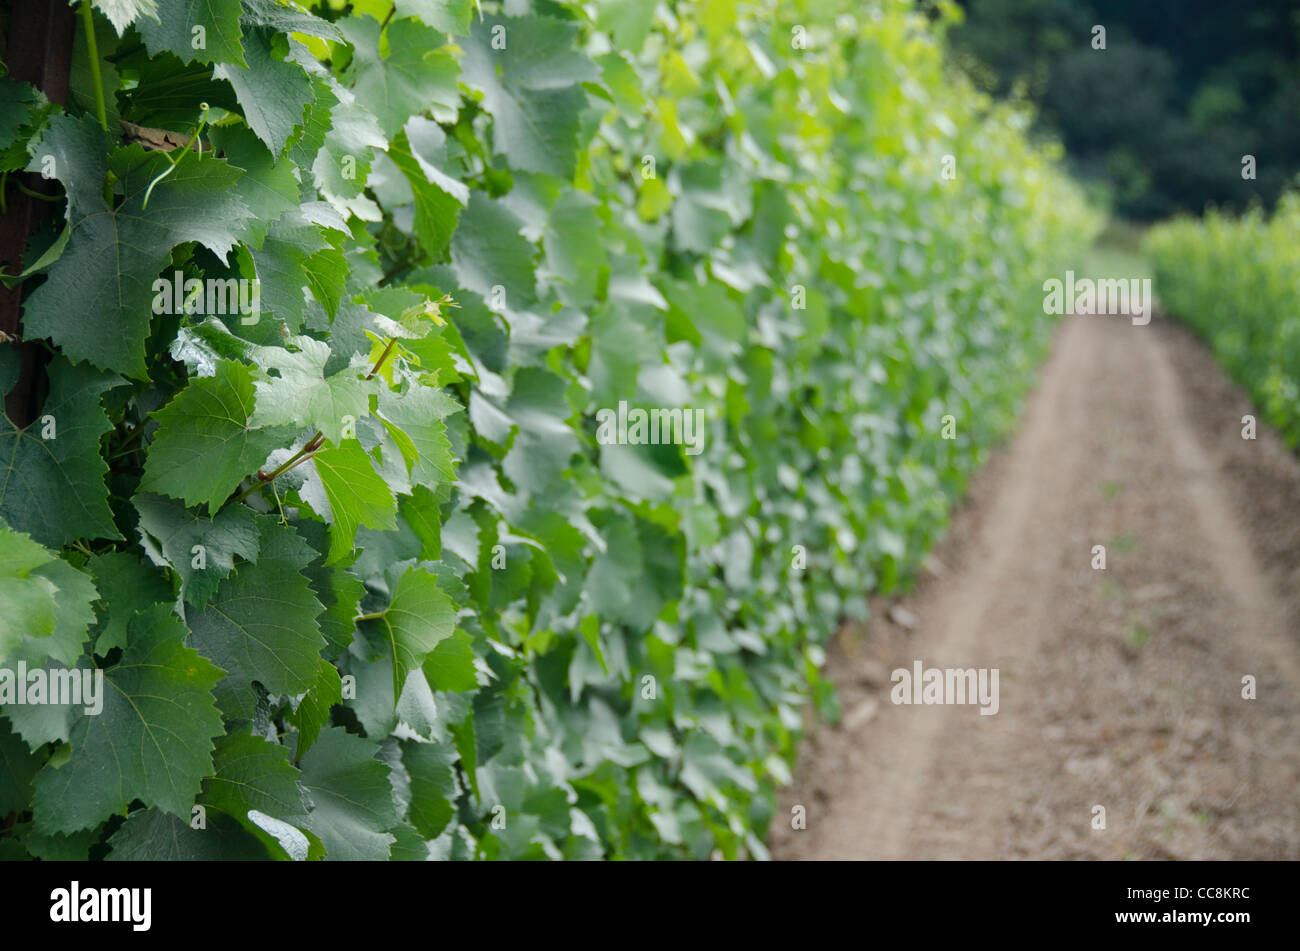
[[289, 657, 342, 758], [137, 0, 246, 66], [239, 0, 342, 42], [248, 336, 376, 444], [0, 78, 42, 153], [250, 209, 347, 326], [245, 808, 321, 860], [7, 559, 99, 668], [0, 522, 58, 662], [399, 484, 443, 560], [342, 16, 460, 137], [401, 739, 457, 839], [0, 357, 121, 547], [107, 807, 269, 859], [15, 821, 103, 860], [0, 717, 40, 814], [24, 113, 107, 214], [294, 521, 365, 656], [200, 728, 310, 826], [85, 552, 173, 654], [450, 192, 538, 310], [387, 118, 467, 261], [377, 382, 460, 486], [187, 521, 325, 716], [422, 629, 477, 692], [0, 660, 92, 749], [310, 77, 386, 204], [31, 605, 225, 834], [362, 564, 455, 703], [295, 726, 397, 860], [300, 441, 398, 564], [543, 189, 606, 305], [93, 0, 160, 35], [134, 492, 261, 606], [169, 316, 254, 377], [209, 124, 301, 246], [22, 119, 256, 377], [214, 26, 314, 155], [141, 359, 296, 513], [387, 820, 431, 860], [495, 366, 580, 498], [460, 14, 598, 178], [392, 0, 473, 35]]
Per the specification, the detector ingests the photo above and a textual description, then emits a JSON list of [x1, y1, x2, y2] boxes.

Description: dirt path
[[770, 314, 1300, 860]]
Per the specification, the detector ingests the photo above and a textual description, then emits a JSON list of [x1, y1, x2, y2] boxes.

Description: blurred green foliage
[[1146, 192, 1300, 446]]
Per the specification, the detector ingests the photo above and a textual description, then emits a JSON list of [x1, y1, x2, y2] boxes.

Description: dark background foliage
[[949, 0, 1300, 219]]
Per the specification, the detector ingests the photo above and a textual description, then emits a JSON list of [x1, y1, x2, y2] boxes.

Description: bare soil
[[769, 314, 1300, 860]]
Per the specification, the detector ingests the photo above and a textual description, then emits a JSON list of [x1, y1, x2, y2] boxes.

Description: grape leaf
[[134, 492, 261, 606], [294, 520, 365, 655], [422, 629, 478, 692], [393, 0, 473, 35], [300, 441, 398, 564], [342, 16, 460, 137], [214, 26, 314, 155], [200, 728, 311, 826], [0, 78, 42, 152], [0, 357, 121, 546], [450, 192, 538, 310], [85, 552, 173, 654], [495, 366, 581, 498], [6, 559, 99, 668], [361, 564, 455, 702], [248, 336, 376, 444], [30, 605, 225, 834], [250, 209, 347, 327], [137, 0, 246, 66], [22, 119, 256, 377], [376, 382, 460, 486], [295, 726, 397, 860], [239, 0, 342, 41], [209, 124, 300, 246], [0, 523, 59, 662], [1, 659, 96, 749], [187, 522, 325, 716], [399, 484, 443, 560], [401, 739, 457, 839], [460, 14, 598, 178], [310, 77, 386, 204], [141, 359, 297, 513], [14, 821, 103, 861], [387, 118, 467, 262], [245, 808, 322, 860], [106, 807, 268, 860], [543, 189, 606, 305], [93, 0, 160, 36], [0, 718, 40, 813], [289, 657, 342, 758]]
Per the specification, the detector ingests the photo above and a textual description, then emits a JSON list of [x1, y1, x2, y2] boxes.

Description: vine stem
[[232, 336, 397, 505], [14, 180, 62, 202], [368, 337, 397, 379], [79, 1, 108, 132], [232, 431, 323, 504], [141, 102, 210, 210]]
